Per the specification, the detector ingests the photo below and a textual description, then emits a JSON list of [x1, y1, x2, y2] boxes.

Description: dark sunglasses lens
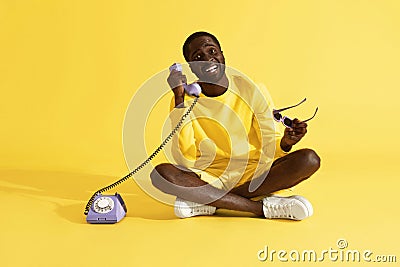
[[283, 117, 293, 128], [273, 113, 282, 121]]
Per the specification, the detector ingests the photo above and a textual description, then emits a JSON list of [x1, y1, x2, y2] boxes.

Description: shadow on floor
[[0, 169, 300, 225], [0, 169, 178, 222]]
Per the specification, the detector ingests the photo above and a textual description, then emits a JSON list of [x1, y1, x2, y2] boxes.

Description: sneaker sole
[[174, 198, 216, 218]]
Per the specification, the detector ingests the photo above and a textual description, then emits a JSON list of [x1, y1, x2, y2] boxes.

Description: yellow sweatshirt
[[168, 74, 287, 190]]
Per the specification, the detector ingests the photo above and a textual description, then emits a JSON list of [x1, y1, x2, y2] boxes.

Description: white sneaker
[[174, 197, 216, 218], [262, 195, 313, 220]]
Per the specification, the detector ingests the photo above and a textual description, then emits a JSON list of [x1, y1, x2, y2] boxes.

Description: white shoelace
[[263, 201, 295, 219]]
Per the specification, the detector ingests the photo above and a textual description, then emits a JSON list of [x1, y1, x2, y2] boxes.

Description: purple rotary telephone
[[86, 193, 127, 224]]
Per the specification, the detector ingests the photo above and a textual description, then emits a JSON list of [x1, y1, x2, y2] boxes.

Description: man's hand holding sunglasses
[[273, 98, 318, 152], [280, 119, 308, 152]]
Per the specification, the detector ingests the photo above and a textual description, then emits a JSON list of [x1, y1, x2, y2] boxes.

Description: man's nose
[[203, 54, 216, 62]]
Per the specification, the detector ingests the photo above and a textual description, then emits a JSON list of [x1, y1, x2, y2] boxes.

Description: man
[[150, 31, 320, 220]]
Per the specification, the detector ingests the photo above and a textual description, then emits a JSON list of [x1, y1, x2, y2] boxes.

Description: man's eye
[[209, 48, 216, 54], [194, 54, 201, 60]]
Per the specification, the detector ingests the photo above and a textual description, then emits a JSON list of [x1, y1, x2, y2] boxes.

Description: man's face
[[186, 36, 226, 84]]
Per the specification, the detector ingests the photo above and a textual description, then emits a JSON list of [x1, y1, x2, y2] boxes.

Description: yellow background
[[0, 0, 399, 266]]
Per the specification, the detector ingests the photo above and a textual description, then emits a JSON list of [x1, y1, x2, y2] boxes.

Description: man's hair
[[182, 31, 221, 61]]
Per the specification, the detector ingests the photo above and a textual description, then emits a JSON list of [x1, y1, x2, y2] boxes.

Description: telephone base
[[86, 193, 127, 224]]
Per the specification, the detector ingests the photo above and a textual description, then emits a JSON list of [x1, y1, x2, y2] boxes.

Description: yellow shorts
[[189, 168, 227, 190], [188, 167, 295, 197]]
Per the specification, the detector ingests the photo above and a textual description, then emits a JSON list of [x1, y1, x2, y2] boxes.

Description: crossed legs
[[150, 148, 320, 217]]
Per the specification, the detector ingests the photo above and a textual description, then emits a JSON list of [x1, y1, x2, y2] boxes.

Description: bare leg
[[150, 164, 264, 216], [231, 149, 321, 198], [150, 148, 320, 216]]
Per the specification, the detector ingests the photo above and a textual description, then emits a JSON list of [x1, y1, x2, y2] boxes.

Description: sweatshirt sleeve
[[254, 84, 288, 162], [168, 96, 197, 168]]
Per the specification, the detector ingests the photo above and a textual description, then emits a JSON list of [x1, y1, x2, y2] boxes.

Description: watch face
[[93, 196, 115, 214]]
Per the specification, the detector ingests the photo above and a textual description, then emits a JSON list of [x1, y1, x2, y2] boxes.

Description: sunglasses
[[273, 98, 318, 128]]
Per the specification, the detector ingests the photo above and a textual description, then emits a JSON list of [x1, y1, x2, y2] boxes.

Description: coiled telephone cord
[[84, 97, 198, 215]]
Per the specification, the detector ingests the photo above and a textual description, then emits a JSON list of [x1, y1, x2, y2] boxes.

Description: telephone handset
[[169, 63, 202, 97], [84, 63, 200, 223]]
